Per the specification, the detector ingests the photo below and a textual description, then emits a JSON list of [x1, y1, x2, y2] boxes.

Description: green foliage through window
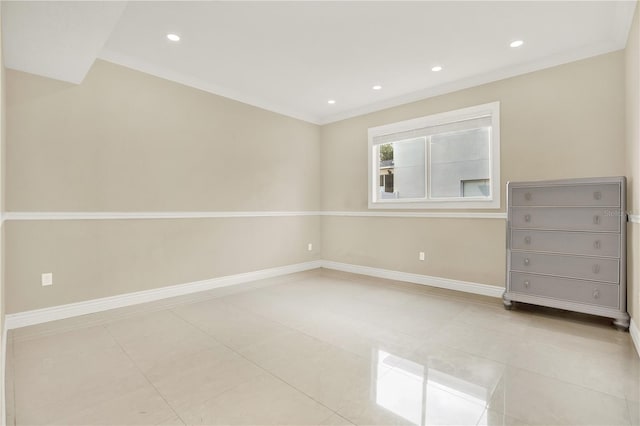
[[379, 143, 393, 161]]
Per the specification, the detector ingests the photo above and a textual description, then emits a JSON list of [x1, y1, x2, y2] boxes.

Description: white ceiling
[[2, 1, 126, 84], [2, 1, 637, 124]]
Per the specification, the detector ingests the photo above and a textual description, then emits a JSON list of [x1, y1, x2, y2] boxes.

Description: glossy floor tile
[[5, 269, 640, 425]]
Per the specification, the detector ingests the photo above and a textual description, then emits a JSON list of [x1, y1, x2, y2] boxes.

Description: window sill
[[368, 198, 501, 210]]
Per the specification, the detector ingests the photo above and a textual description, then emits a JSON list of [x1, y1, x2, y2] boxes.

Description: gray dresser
[[503, 176, 630, 330]]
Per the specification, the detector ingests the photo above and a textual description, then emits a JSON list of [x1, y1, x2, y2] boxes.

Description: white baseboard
[[1, 321, 6, 426], [630, 320, 640, 358], [0, 259, 500, 424], [321, 260, 504, 298], [8, 257, 636, 358], [5, 260, 322, 330], [4, 259, 503, 331]]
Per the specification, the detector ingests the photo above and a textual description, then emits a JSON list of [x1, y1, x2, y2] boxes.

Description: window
[[461, 179, 490, 197], [368, 102, 500, 209]]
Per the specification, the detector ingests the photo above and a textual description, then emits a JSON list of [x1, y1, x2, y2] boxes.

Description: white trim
[[612, 0, 638, 50], [321, 260, 504, 298], [100, 41, 625, 126], [1, 322, 6, 426], [3, 211, 322, 221], [367, 102, 501, 210], [4, 259, 503, 331], [320, 41, 623, 125], [630, 320, 640, 358], [98, 52, 322, 125], [323, 211, 507, 219], [628, 214, 640, 223], [1, 211, 5, 425], [4, 260, 322, 329], [3, 211, 508, 221]]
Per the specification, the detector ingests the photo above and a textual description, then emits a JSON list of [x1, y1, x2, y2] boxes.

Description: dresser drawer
[[509, 272, 619, 309], [510, 252, 619, 283], [510, 207, 621, 232], [511, 183, 620, 207], [510, 230, 620, 257]]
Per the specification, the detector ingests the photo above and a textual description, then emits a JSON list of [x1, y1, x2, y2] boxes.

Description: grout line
[[167, 304, 346, 421], [8, 269, 637, 424], [475, 407, 488, 426], [5, 261, 323, 330], [222, 307, 498, 426], [165, 278, 501, 424], [8, 271, 320, 343], [625, 399, 635, 426], [228, 279, 639, 408], [102, 323, 185, 425], [331, 412, 356, 425]]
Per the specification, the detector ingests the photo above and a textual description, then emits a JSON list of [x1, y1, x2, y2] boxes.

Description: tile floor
[[5, 268, 640, 425]]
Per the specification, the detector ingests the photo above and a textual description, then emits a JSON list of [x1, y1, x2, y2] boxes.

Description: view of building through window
[[369, 102, 499, 209], [377, 127, 490, 200], [429, 127, 491, 198]]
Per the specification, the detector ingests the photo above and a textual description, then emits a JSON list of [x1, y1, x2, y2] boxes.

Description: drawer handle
[[594, 191, 602, 200], [524, 258, 530, 266], [524, 280, 530, 288], [524, 236, 531, 245], [524, 192, 532, 201], [593, 289, 600, 299], [524, 214, 531, 223], [593, 215, 600, 225], [592, 264, 600, 274], [594, 240, 601, 249]]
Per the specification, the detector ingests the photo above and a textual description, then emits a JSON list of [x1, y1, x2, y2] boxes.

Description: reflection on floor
[[5, 269, 640, 425], [375, 350, 491, 425]]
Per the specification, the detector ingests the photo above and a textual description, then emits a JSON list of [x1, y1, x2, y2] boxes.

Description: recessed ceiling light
[[510, 40, 524, 48], [372, 85, 382, 90], [328, 99, 336, 105], [431, 66, 442, 72], [167, 33, 181, 42]]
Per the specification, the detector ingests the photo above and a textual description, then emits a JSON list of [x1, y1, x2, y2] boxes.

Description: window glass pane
[[372, 116, 491, 146], [368, 102, 499, 208], [462, 179, 490, 197], [378, 138, 425, 200], [429, 128, 491, 199]]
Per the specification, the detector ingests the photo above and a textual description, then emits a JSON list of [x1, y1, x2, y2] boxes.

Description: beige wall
[[322, 216, 506, 285], [4, 48, 632, 316], [322, 52, 626, 287], [6, 61, 321, 313], [0, 4, 6, 420], [7, 61, 320, 212], [6, 217, 319, 313], [626, 3, 640, 331], [1, 0, 5, 315]]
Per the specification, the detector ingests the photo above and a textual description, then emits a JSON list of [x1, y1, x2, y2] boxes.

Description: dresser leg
[[613, 316, 630, 331], [503, 294, 514, 310]]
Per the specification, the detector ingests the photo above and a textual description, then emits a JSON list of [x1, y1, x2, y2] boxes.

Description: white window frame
[[367, 102, 500, 209]]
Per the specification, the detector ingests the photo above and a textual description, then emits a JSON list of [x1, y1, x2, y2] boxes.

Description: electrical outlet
[[41, 273, 53, 287], [308, 243, 313, 251], [419, 252, 425, 261]]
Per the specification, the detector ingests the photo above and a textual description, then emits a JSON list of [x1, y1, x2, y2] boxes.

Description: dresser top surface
[[507, 176, 625, 189]]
